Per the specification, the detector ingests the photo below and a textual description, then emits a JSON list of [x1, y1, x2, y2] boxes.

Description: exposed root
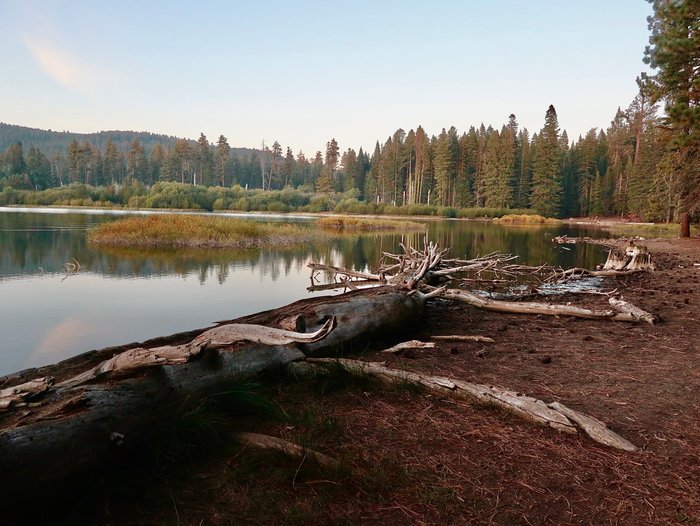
[[236, 432, 341, 469]]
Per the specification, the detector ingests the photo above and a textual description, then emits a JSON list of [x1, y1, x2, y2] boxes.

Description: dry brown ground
[[8, 237, 700, 525]]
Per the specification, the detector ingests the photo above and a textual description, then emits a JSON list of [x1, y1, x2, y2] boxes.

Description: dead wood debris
[[235, 432, 341, 469], [379, 340, 436, 354], [307, 358, 639, 452]]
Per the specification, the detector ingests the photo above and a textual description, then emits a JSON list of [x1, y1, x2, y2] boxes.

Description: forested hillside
[[0, 96, 682, 222]]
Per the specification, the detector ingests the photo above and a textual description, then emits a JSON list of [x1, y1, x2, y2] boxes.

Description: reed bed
[[316, 216, 426, 232], [493, 213, 559, 224]]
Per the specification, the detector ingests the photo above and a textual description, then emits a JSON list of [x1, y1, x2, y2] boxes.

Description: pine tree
[[316, 138, 338, 193], [433, 127, 458, 206], [196, 133, 213, 186], [4, 142, 25, 175], [283, 147, 295, 188], [644, 0, 700, 234], [365, 142, 381, 202], [26, 146, 51, 189], [216, 135, 231, 187], [104, 139, 120, 185], [516, 129, 532, 208], [530, 105, 563, 217], [127, 140, 148, 184], [341, 148, 358, 192]]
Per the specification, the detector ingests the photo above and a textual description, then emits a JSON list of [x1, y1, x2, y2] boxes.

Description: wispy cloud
[[22, 35, 106, 94]]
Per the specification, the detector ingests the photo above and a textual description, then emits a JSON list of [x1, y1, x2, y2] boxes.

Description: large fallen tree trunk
[[0, 287, 424, 498]]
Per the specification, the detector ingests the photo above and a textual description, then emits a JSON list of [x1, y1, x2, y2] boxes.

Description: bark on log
[[0, 345, 305, 495], [57, 318, 337, 389], [231, 288, 425, 356], [308, 358, 638, 452]]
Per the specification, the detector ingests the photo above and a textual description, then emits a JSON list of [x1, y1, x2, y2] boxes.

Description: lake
[[0, 207, 606, 375]]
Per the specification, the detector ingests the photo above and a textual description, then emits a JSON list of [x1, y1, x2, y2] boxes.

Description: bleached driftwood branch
[[236, 432, 341, 469], [438, 289, 655, 324], [378, 340, 435, 354], [431, 335, 495, 343], [307, 358, 638, 452], [58, 317, 337, 389], [0, 377, 54, 412]]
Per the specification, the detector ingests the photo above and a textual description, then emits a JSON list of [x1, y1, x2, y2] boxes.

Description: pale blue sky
[[1, 0, 653, 155]]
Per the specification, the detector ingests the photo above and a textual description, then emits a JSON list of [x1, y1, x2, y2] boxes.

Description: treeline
[[0, 94, 686, 221], [0, 123, 183, 157]]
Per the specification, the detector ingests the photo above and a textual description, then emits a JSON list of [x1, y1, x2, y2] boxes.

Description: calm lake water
[[0, 207, 606, 375]]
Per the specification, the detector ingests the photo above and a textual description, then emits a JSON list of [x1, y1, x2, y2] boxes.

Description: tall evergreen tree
[[216, 135, 231, 187], [196, 133, 213, 186], [644, 0, 700, 234], [316, 138, 338, 193], [530, 105, 563, 217]]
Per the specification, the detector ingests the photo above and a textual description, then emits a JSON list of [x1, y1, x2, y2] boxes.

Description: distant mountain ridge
[[0, 122, 255, 157]]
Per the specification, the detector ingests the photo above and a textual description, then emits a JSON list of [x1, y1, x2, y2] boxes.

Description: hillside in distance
[[0, 122, 255, 157]]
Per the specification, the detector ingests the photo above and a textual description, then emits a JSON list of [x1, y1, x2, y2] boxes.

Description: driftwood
[[431, 335, 495, 343], [308, 358, 638, 452], [379, 340, 436, 354], [57, 318, 337, 389], [440, 289, 655, 324], [0, 377, 54, 412], [236, 432, 341, 469]]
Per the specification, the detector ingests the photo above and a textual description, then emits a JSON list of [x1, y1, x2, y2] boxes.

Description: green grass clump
[[87, 214, 314, 248], [494, 213, 559, 224], [316, 216, 426, 232]]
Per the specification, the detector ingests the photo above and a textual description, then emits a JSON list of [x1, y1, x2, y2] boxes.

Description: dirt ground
[[5, 237, 700, 525]]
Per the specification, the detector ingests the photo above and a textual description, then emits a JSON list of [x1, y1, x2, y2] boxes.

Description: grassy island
[[87, 214, 428, 249], [87, 215, 314, 249]]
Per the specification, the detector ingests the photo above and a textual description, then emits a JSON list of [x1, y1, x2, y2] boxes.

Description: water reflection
[[0, 209, 607, 374]]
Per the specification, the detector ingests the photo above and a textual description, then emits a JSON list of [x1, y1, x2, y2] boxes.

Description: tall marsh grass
[[493, 214, 559, 224], [316, 217, 426, 232], [87, 215, 314, 248]]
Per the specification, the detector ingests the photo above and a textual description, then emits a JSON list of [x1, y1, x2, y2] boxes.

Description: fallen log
[[0, 287, 425, 499], [440, 289, 655, 324], [307, 358, 638, 452]]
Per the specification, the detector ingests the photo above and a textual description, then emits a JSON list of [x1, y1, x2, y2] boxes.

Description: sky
[[0, 0, 654, 155]]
